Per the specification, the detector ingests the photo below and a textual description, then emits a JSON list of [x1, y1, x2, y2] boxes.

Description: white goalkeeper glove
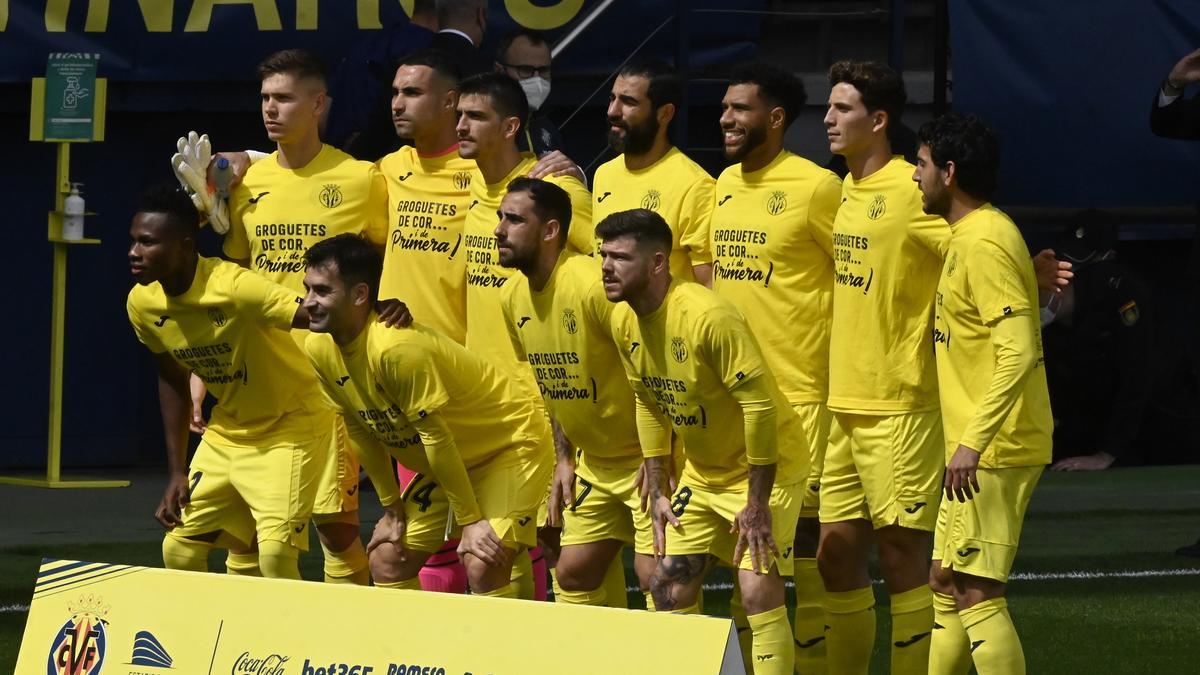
[[170, 131, 230, 234]]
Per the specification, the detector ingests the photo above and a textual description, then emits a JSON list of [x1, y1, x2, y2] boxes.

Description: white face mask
[[519, 76, 551, 111]]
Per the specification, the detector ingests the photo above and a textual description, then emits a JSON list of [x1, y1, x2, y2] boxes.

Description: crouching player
[[914, 113, 1053, 675], [599, 208, 809, 674], [127, 185, 331, 579], [301, 234, 553, 597]]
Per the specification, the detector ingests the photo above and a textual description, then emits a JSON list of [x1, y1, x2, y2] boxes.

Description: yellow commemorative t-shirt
[[127, 257, 331, 448], [305, 319, 548, 509], [463, 155, 593, 383], [934, 205, 1052, 468], [377, 145, 476, 344], [828, 155, 950, 414], [593, 147, 715, 281], [501, 251, 642, 470], [610, 281, 804, 490], [225, 144, 388, 286], [711, 150, 841, 404]]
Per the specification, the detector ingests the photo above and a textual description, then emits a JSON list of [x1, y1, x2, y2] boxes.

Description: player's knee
[[162, 534, 210, 572], [367, 543, 420, 583], [876, 532, 926, 577], [315, 519, 360, 553], [929, 562, 954, 595], [554, 557, 605, 591], [257, 540, 301, 579]]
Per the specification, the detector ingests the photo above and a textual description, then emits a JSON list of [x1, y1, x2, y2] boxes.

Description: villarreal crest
[[46, 596, 108, 675]]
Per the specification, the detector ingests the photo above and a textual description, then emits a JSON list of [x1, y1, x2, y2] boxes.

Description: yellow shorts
[[793, 403, 831, 518], [311, 414, 361, 517], [400, 453, 552, 554], [819, 410, 944, 531], [560, 453, 653, 554], [666, 478, 803, 576], [933, 466, 1043, 583], [176, 431, 328, 550]]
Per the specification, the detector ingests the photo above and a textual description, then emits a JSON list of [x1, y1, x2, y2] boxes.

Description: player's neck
[[628, 275, 671, 317], [623, 136, 671, 171], [276, 134, 323, 170], [161, 255, 199, 297], [477, 144, 523, 184], [525, 246, 565, 292], [946, 195, 987, 226], [740, 141, 784, 174], [844, 137, 892, 181], [414, 125, 460, 156], [332, 310, 372, 348]]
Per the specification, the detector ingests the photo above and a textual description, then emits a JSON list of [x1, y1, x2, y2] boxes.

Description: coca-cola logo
[[232, 651, 289, 675]]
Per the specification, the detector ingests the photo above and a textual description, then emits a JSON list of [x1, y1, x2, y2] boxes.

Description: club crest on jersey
[[641, 189, 662, 211], [208, 307, 228, 327], [867, 194, 887, 220], [453, 171, 472, 191], [319, 183, 344, 208], [671, 336, 688, 363], [46, 595, 108, 675], [766, 190, 787, 216], [946, 252, 958, 278], [562, 308, 579, 335]]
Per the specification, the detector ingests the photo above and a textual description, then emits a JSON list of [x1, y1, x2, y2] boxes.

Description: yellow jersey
[[711, 149, 842, 405], [593, 146, 715, 281], [501, 251, 642, 470], [934, 204, 1053, 468], [463, 155, 593, 383], [377, 144, 476, 344], [610, 280, 805, 490], [225, 144, 388, 287], [305, 318, 548, 518], [828, 155, 950, 414], [126, 257, 331, 448]]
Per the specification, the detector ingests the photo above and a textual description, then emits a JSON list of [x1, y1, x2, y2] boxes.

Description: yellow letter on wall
[[186, 0, 282, 32], [504, 0, 583, 30], [46, 0, 69, 31]]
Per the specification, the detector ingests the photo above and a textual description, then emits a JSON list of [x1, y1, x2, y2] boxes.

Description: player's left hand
[[527, 151, 586, 183], [375, 298, 413, 327], [547, 459, 576, 528], [1032, 249, 1073, 294], [1051, 451, 1115, 472], [458, 520, 506, 567], [731, 502, 778, 575], [649, 496, 680, 559], [367, 507, 408, 560], [944, 444, 982, 502], [188, 372, 208, 434]]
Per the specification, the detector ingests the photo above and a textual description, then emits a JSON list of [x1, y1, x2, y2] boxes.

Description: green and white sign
[[43, 53, 100, 141]]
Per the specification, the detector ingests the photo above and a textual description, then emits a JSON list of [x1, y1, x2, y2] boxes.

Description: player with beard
[[497, 178, 656, 608], [599, 208, 808, 674], [593, 60, 715, 286], [710, 61, 842, 673], [914, 113, 1051, 675]]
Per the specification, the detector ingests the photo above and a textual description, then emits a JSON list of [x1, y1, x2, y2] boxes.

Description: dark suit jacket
[[1151, 84, 1200, 140], [429, 30, 491, 78]]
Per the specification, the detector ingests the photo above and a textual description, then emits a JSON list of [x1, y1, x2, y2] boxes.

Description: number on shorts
[[670, 486, 693, 518], [572, 476, 593, 511], [188, 471, 203, 498], [409, 482, 436, 513]]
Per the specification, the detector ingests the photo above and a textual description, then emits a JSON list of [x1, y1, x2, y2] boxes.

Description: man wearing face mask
[[495, 29, 564, 157]]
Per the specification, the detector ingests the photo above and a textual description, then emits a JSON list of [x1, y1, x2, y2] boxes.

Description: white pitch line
[[2, 569, 1198, 613]]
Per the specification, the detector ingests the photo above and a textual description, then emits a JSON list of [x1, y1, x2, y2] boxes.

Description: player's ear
[[502, 114, 521, 141], [942, 160, 957, 188], [543, 218, 561, 244], [313, 90, 329, 118], [444, 89, 459, 113], [872, 109, 888, 136], [769, 105, 786, 131], [657, 102, 676, 128], [352, 282, 372, 307]]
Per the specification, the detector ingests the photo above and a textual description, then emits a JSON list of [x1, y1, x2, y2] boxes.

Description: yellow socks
[[509, 551, 535, 599], [257, 540, 301, 580], [321, 538, 369, 585], [600, 555, 629, 608], [960, 598, 1025, 675], [890, 585, 934, 675], [376, 577, 422, 591], [930, 591, 971, 675], [644, 591, 656, 611], [551, 568, 608, 606], [162, 535, 209, 572], [746, 606, 794, 675], [225, 552, 261, 577], [670, 603, 699, 615], [476, 582, 518, 599], [823, 586, 875, 675], [792, 558, 826, 673]]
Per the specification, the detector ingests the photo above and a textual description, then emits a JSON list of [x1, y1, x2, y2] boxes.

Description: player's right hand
[[547, 460, 576, 528], [375, 298, 414, 327], [209, 151, 251, 191], [650, 495, 680, 559], [155, 473, 191, 529], [458, 520, 506, 567], [367, 508, 408, 561]]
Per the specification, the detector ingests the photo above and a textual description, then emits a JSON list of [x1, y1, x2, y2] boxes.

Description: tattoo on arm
[[551, 419, 574, 463], [747, 462, 776, 507], [645, 455, 668, 501]]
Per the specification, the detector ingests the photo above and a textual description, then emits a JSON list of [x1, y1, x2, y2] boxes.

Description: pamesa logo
[[130, 630, 173, 668]]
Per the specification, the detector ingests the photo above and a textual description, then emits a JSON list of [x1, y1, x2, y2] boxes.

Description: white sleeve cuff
[[245, 149, 270, 164], [1159, 91, 1182, 107]]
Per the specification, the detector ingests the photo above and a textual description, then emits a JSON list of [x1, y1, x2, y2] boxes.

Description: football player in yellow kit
[[915, 113, 1052, 675], [599, 208, 809, 675]]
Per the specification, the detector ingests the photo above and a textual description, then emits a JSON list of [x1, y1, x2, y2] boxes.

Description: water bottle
[[212, 156, 233, 200], [63, 183, 85, 241]]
